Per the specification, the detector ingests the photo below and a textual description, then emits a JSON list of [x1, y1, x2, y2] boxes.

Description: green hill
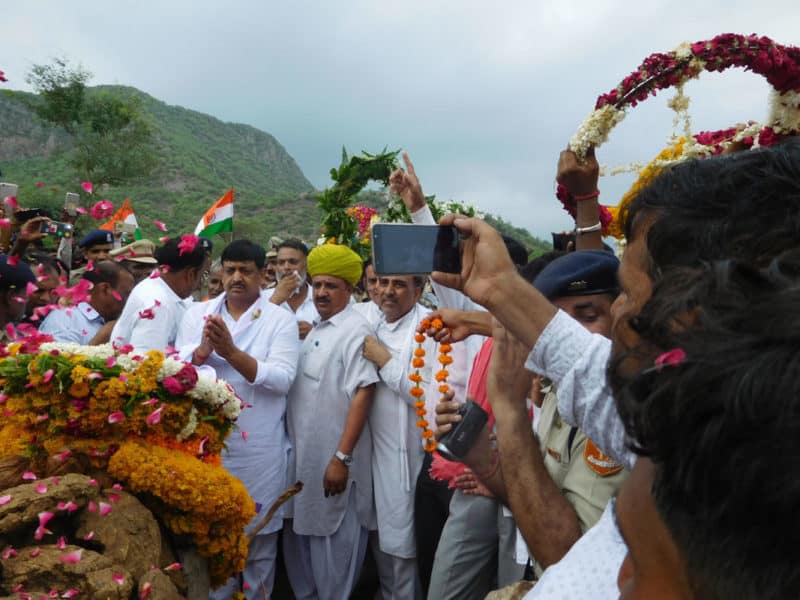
[[0, 85, 315, 242], [0, 85, 550, 255]]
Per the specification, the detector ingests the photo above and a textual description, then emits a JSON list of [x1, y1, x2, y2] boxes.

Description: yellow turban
[[307, 244, 363, 286]]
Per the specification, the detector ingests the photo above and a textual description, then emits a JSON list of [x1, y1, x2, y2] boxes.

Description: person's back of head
[[623, 139, 800, 275], [612, 252, 800, 600]]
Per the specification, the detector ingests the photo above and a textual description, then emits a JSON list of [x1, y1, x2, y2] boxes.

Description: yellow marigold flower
[[438, 355, 453, 366], [410, 387, 425, 398]]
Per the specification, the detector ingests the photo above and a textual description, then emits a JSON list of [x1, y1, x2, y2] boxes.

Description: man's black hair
[[611, 254, 800, 600], [277, 238, 309, 257], [501, 235, 529, 267], [623, 139, 800, 276], [221, 239, 266, 270], [155, 237, 211, 272], [519, 250, 566, 284], [81, 259, 129, 288]]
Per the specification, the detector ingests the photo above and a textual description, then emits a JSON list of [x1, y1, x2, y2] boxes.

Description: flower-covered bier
[[0, 342, 242, 465]]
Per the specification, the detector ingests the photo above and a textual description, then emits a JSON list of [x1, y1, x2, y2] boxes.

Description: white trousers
[[369, 530, 420, 600], [209, 532, 278, 600], [283, 490, 369, 600]]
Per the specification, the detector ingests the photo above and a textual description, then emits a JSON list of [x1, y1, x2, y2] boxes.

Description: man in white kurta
[[364, 275, 433, 600], [284, 244, 379, 600], [112, 236, 211, 351], [175, 239, 299, 599]]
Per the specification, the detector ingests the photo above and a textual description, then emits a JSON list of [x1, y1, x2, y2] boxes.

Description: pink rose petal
[[0, 393, 7, 403], [6, 254, 19, 267], [242, 430, 248, 442], [145, 405, 164, 425], [110, 290, 122, 302], [61, 590, 80, 599], [54, 449, 72, 462], [82, 531, 95, 540], [36, 413, 49, 423], [57, 501, 78, 512], [112, 573, 126, 585], [29, 547, 41, 557], [141, 397, 159, 406], [4, 195, 18, 209], [154, 220, 168, 232], [57, 536, 67, 550], [22, 471, 37, 480], [38, 511, 55, 528], [99, 502, 112, 516], [75, 206, 88, 214], [25, 281, 38, 296], [88, 501, 97, 513], [107, 411, 125, 424], [0, 218, 9, 228], [12, 583, 24, 593], [88, 478, 98, 486], [0, 494, 11, 505], [2, 546, 18, 559], [139, 581, 152, 599], [60, 549, 83, 564], [48, 590, 59, 598], [107, 493, 121, 503], [80, 181, 93, 194], [112, 483, 123, 490], [163, 562, 182, 571], [42, 369, 54, 383], [34, 482, 48, 494]]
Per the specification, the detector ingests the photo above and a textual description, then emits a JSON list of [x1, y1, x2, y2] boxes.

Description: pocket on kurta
[[302, 345, 326, 381]]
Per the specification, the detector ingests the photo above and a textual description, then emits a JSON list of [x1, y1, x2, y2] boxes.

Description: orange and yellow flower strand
[[410, 317, 453, 452]]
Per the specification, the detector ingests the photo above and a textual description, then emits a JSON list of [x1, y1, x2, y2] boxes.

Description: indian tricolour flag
[[194, 189, 234, 238], [100, 199, 142, 240]]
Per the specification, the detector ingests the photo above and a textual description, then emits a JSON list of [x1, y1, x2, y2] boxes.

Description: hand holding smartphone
[[371, 223, 461, 275]]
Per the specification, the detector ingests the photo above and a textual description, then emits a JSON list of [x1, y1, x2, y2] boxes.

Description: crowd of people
[[1, 136, 800, 600]]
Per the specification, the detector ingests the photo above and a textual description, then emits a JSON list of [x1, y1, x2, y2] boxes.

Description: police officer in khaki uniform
[[527, 249, 627, 575]]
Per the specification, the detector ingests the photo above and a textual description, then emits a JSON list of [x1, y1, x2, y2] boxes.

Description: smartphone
[[40, 221, 74, 238], [113, 222, 137, 235], [13, 208, 49, 224], [552, 232, 575, 252], [0, 183, 18, 201], [371, 223, 461, 275], [64, 192, 80, 217]]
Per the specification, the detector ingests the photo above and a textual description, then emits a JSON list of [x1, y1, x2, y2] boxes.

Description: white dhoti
[[283, 489, 369, 600]]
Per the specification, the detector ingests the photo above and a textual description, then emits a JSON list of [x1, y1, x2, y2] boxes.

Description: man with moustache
[[284, 243, 379, 600], [363, 274, 431, 599], [176, 239, 299, 599]]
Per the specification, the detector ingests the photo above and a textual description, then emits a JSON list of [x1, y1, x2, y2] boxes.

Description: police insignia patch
[[584, 439, 623, 476]]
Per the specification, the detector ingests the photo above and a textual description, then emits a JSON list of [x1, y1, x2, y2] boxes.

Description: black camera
[[437, 400, 489, 462]]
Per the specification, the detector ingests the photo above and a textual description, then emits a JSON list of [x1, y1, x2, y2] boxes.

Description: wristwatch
[[335, 450, 353, 467]]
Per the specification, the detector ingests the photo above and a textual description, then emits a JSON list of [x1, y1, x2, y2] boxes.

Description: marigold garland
[[409, 317, 452, 452]]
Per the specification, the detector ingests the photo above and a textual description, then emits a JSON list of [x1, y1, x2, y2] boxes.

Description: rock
[[175, 546, 209, 599], [75, 489, 161, 581], [0, 473, 100, 537], [0, 456, 30, 491], [0, 544, 133, 599], [139, 569, 186, 600]]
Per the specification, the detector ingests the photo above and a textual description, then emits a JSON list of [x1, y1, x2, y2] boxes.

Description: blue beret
[[533, 250, 619, 300], [79, 230, 114, 248], [0, 254, 37, 291]]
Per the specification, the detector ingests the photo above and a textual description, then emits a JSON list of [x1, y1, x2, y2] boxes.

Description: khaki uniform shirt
[[533, 383, 628, 574]]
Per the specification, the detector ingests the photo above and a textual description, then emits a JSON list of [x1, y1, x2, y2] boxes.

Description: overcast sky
[[4, 1, 799, 240]]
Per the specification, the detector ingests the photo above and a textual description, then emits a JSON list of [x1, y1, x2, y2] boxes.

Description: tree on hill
[[23, 58, 156, 188]]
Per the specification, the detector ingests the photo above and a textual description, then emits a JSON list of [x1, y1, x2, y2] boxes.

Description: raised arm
[[556, 146, 603, 251]]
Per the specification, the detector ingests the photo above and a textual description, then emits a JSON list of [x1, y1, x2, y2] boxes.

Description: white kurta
[[263, 283, 320, 325], [352, 300, 383, 329], [176, 290, 300, 535], [287, 305, 380, 535], [370, 303, 433, 558], [111, 275, 194, 351]]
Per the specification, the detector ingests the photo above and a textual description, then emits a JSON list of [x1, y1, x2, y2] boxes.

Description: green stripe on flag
[[198, 218, 233, 238]]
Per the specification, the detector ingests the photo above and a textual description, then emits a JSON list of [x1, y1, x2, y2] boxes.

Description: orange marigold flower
[[416, 408, 426, 417], [410, 386, 425, 398], [412, 358, 425, 368], [439, 384, 451, 393], [416, 419, 428, 428], [408, 373, 423, 383], [413, 400, 425, 409], [438, 355, 453, 366], [420, 318, 432, 330], [431, 318, 444, 330], [414, 348, 426, 357], [415, 333, 426, 343], [422, 429, 435, 439], [424, 440, 438, 452], [439, 343, 452, 353], [435, 369, 449, 382]]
